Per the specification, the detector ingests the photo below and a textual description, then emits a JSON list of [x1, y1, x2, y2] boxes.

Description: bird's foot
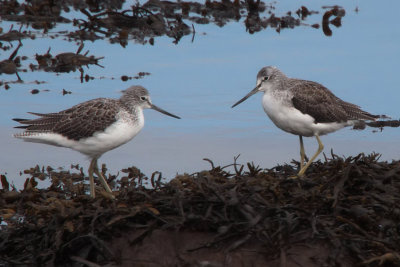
[[288, 174, 303, 179], [99, 190, 115, 200]]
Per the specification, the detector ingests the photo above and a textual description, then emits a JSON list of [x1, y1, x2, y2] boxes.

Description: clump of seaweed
[[1, 153, 400, 266], [31, 43, 104, 83]]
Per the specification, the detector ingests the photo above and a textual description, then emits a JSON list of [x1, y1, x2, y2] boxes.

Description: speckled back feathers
[[13, 98, 121, 140], [12, 86, 152, 141], [287, 79, 379, 123], [258, 66, 380, 124]]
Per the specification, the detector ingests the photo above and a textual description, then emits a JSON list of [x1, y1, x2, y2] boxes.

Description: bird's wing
[[289, 80, 350, 123], [290, 79, 379, 123], [14, 99, 119, 140], [13, 113, 64, 131], [337, 99, 380, 121]]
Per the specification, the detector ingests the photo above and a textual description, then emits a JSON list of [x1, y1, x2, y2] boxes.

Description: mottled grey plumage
[[13, 85, 180, 198], [13, 87, 154, 141], [232, 66, 385, 177], [14, 99, 120, 141], [255, 67, 379, 124], [290, 80, 379, 123]]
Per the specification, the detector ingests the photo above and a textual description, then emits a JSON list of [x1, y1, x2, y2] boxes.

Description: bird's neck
[[263, 80, 285, 95], [276, 75, 289, 90], [131, 106, 144, 119], [263, 80, 292, 103], [119, 100, 142, 116]]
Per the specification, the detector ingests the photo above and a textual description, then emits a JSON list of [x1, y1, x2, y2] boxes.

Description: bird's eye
[[264, 76, 269, 81], [140, 96, 146, 101]]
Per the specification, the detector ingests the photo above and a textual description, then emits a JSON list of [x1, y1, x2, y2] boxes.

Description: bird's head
[[255, 66, 283, 92], [232, 66, 284, 108], [120, 86, 180, 119]]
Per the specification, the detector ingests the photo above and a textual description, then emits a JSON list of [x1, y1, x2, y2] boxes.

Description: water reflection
[[0, 1, 350, 87], [0, 40, 23, 81], [0, 1, 345, 46]]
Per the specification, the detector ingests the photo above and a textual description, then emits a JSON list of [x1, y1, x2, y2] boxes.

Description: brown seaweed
[[1, 153, 400, 266]]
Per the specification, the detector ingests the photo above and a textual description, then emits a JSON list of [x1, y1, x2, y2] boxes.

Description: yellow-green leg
[[93, 159, 114, 198], [299, 135, 305, 169], [297, 135, 324, 177], [88, 158, 96, 198]]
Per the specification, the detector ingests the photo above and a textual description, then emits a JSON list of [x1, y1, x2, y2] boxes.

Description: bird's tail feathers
[[352, 114, 399, 130]]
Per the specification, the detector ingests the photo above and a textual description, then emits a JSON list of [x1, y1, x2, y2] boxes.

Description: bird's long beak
[[151, 104, 181, 119], [231, 84, 261, 108]]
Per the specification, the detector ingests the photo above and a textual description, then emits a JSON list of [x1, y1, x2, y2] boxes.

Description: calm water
[[1, 0, 399, 189]]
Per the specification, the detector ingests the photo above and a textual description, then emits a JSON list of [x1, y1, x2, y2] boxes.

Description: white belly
[[16, 111, 145, 159], [73, 115, 144, 158], [262, 93, 351, 137]]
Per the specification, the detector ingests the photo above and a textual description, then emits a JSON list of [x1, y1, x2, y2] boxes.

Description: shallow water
[[1, 0, 399, 189]]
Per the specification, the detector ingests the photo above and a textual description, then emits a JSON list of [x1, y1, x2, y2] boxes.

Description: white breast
[[73, 109, 145, 158], [262, 92, 350, 137]]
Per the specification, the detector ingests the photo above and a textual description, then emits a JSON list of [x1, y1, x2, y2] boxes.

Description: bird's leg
[[93, 159, 113, 195], [299, 135, 305, 169], [297, 135, 324, 177], [88, 158, 96, 198]]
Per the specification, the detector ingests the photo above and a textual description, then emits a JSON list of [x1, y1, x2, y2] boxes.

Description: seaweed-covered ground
[[1, 153, 400, 266]]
